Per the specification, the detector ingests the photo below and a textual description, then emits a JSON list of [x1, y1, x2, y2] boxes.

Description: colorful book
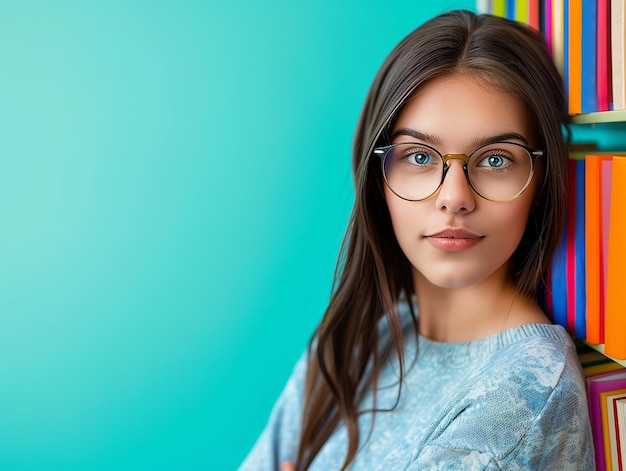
[[574, 159, 586, 339], [584, 154, 619, 344], [582, 0, 598, 113], [507, 0, 516, 20], [568, 0, 583, 114], [617, 398, 626, 468], [566, 159, 577, 334], [528, 0, 540, 29], [601, 389, 626, 470], [605, 157, 626, 359], [597, 0, 613, 111], [601, 157, 613, 342], [493, 0, 507, 17], [515, 0, 529, 23], [587, 370, 626, 471], [611, 0, 626, 109], [586, 156, 603, 344], [476, 0, 491, 14], [543, 0, 554, 55], [550, 215, 568, 329], [552, 0, 565, 77]]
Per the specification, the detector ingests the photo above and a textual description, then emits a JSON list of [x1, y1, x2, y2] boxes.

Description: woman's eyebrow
[[391, 129, 530, 147], [472, 132, 529, 147], [391, 128, 442, 145]]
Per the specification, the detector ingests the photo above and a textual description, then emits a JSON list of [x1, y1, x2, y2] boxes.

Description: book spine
[[476, 0, 492, 14], [585, 156, 602, 344], [600, 157, 613, 344], [569, 0, 583, 114], [507, 0, 517, 19], [582, 0, 598, 112], [528, 0, 540, 29], [567, 159, 577, 334], [611, 0, 626, 109], [544, 0, 554, 55], [493, 0, 507, 17], [575, 159, 587, 338], [605, 156, 626, 359], [516, 0, 529, 22], [551, 224, 568, 328]]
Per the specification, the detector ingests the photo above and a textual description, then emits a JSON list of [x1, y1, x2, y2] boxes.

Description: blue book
[[507, 0, 516, 20], [551, 221, 568, 329], [581, 0, 598, 112], [574, 159, 586, 338]]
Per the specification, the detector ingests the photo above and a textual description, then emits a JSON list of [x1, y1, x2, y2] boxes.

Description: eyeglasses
[[373, 141, 544, 202]]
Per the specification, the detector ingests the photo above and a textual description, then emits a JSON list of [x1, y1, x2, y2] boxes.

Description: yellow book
[[516, 0, 529, 23], [492, 0, 507, 17]]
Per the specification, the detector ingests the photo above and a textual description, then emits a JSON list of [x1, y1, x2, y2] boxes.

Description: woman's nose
[[435, 159, 476, 213]]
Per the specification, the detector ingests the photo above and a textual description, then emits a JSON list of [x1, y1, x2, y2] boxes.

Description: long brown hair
[[295, 10, 569, 470]]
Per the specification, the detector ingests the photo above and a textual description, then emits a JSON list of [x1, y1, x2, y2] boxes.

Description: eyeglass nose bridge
[[440, 153, 471, 182]]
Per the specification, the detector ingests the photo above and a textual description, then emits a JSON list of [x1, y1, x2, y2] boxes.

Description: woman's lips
[[425, 229, 484, 251]]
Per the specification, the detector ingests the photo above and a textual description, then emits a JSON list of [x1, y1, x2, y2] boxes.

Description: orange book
[[585, 154, 618, 344], [586, 156, 603, 344], [528, 0, 540, 30], [568, 0, 583, 114], [606, 156, 626, 359]]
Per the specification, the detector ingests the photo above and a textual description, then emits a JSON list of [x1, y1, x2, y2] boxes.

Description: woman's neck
[[414, 269, 550, 343]]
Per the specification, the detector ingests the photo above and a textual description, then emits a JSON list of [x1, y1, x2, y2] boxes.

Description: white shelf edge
[[571, 110, 626, 124]]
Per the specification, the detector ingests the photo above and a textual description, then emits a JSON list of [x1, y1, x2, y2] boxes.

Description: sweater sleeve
[[238, 354, 307, 471], [407, 340, 594, 470]]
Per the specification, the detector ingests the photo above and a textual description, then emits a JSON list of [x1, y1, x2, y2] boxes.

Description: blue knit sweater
[[240, 307, 594, 470]]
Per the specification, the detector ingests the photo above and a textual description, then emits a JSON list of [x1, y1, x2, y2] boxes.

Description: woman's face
[[384, 74, 538, 292]]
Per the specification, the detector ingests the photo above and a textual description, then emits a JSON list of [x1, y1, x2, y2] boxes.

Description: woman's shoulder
[[411, 324, 593, 469]]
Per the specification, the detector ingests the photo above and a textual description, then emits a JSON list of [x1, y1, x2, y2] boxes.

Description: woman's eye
[[406, 151, 434, 165], [477, 153, 512, 168]]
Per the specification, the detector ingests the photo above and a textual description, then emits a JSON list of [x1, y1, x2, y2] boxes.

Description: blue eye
[[486, 155, 504, 168], [476, 153, 513, 169], [407, 151, 435, 165]]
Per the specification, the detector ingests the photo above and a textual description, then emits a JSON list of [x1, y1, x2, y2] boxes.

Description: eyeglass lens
[[382, 142, 534, 202]]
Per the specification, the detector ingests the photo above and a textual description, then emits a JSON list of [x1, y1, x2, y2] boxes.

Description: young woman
[[240, 10, 594, 470]]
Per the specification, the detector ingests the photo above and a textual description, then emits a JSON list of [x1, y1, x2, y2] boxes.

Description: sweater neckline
[[411, 323, 570, 365]]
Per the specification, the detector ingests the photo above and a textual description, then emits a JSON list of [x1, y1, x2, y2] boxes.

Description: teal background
[[2, 2, 624, 470], [0, 1, 478, 470]]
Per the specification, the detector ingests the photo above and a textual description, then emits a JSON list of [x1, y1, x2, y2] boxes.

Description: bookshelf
[[585, 342, 626, 368], [477, 0, 626, 367], [571, 110, 626, 124]]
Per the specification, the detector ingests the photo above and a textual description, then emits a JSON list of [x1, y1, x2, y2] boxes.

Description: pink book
[[601, 157, 613, 343], [587, 370, 626, 471], [544, 0, 553, 55]]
